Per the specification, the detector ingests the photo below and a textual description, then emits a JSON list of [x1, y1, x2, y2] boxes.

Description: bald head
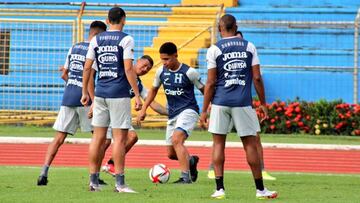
[[219, 14, 237, 36]]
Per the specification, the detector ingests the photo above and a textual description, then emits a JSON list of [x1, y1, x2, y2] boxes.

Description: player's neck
[[109, 24, 123, 31], [168, 62, 181, 71], [222, 32, 236, 38]]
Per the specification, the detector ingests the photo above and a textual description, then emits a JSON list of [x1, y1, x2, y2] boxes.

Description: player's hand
[[80, 94, 89, 106], [258, 104, 269, 123], [88, 104, 93, 119], [134, 96, 143, 111], [136, 109, 146, 127], [199, 112, 208, 129]]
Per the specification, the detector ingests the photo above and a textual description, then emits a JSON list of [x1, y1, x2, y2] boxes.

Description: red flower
[[295, 106, 301, 113], [298, 122, 304, 127], [270, 125, 276, 130], [270, 118, 276, 123]]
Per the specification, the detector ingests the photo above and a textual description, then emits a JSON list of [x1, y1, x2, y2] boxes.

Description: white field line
[[0, 137, 360, 150]]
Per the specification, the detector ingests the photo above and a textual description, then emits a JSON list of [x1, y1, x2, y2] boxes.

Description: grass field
[[0, 166, 359, 203], [1, 125, 360, 145]]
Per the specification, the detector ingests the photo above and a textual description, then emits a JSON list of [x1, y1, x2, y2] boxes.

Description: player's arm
[[200, 45, 219, 128], [88, 68, 96, 102], [149, 100, 168, 116], [137, 67, 163, 125], [250, 42, 268, 122], [61, 47, 72, 82], [81, 39, 96, 106], [123, 36, 142, 111], [136, 86, 159, 125], [187, 68, 205, 95]]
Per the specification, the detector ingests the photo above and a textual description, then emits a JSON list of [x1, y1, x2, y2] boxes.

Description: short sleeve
[[152, 66, 163, 88], [86, 37, 97, 61], [63, 47, 72, 69], [186, 68, 204, 90], [119, 35, 134, 60], [91, 60, 98, 71], [206, 45, 222, 69], [247, 42, 260, 66]]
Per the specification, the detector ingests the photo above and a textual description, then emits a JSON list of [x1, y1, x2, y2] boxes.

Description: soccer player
[[81, 7, 142, 193], [137, 42, 203, 184], [200, 14, 278, 199], [36, 21, 107, 186], [90, 55, 168, 175], [207, 30, 276, 181]]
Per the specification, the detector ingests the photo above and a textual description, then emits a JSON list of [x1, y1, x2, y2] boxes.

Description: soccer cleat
[[189, 155, 199, 182], [98, 178, 107, 185], [102, 163, 115, 177], [37, 176, 48, 186], [256, 188, 278, 199], [211, 189, 225, 199], [114, 185, 138, 193], [173, 177, 192, 184], [262, 171, 277, 181], [89, 184, 101, 192]]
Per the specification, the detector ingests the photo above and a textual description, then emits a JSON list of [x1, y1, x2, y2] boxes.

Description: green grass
[[1, 125, 360, 145], [0, 166, 359, 203]]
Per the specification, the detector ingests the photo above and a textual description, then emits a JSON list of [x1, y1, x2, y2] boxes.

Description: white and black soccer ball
[[149, 163, 170, 184]]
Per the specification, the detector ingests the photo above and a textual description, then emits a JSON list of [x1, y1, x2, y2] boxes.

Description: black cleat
[[89, 185, 101, 192], [37, 176, 48, 186], [98, 178, 107, 185], [173, 178, 192, 184], [190, 155, 199, 182]]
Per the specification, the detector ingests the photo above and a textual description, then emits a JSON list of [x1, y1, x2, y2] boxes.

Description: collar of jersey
[[166, 63, 182, 72]]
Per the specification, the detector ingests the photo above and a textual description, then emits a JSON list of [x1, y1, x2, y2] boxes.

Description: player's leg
[[37, 106, 77, 186], [208, 105, 232, 199], [108, 97, 136, 193], [171, 129, 191, 183], [88, 97, 109, 191], [172, 109, 200, 183], [126, 127, 138, 153], [256, 133, 276, 180], [233, 106, 277, 199]]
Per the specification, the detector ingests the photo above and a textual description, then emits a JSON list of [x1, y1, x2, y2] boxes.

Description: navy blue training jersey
[[93, 31, 131, 98], [212, 37, 254, 107], [156, 64, 199, 119], [61, 42, 89, 107]]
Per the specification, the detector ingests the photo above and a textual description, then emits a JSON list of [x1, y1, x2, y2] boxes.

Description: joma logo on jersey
[[98, 53, 118, 64], [165, 88, 184, 96], [70, 54, 85, 62], [97, 45, 118, 54], [69, 61, 83, 72], [223, 59, 247, 71], [222, 52, 248, 61]]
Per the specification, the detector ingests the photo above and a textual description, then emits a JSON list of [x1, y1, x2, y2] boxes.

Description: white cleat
[[114, 185, 138, 193], [256, 188, 278, 199], [211, 189, 225, 199], [89, 183, 101, 192]]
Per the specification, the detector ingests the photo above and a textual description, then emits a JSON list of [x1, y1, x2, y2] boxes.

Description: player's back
[[62, 41, 89, 107], [212, 37, 257, 107], [93, 31, 132, 98]]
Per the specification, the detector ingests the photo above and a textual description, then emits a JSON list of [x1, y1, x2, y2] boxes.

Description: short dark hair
[[89, 21, 107, 33], [140, 55, 154, 67], [108, 7, 126, 24], [159, 42, 177, 55], [220, 14, 237, 32], [236, 31, 243, 38]]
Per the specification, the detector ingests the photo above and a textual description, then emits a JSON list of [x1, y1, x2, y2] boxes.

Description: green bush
[[253, 99, 360, 136]]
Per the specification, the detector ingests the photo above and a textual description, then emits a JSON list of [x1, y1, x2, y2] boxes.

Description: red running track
[[0, 143, 360, 174]]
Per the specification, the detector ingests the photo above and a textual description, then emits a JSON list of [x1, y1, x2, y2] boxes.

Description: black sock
[[107, 159, 114, 165], [255, 178, 264, 191], [215, 176, 224, 190]]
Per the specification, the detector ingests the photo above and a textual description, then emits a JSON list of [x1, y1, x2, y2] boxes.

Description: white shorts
[[208, 104, 260, 137], [165, 109, 199, 145], [53, 106, 92, 135], [92, 97, 131, 129], [106, 126, 135, 139]]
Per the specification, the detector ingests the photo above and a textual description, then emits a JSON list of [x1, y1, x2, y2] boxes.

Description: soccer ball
[[149, 163, 170, 184]]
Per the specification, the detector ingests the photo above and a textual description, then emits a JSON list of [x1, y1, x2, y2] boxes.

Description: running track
[[1, 143, 360, 174]]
